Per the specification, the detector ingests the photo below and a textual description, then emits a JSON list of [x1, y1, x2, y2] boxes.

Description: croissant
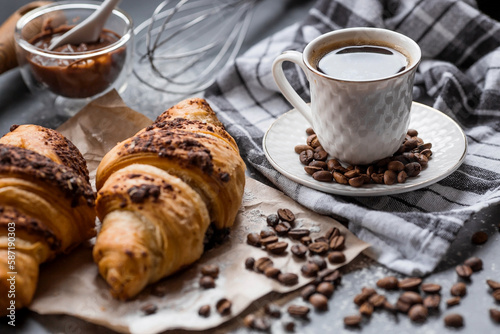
[[0, 125, 96, 316], [93, 98, 246, 299]]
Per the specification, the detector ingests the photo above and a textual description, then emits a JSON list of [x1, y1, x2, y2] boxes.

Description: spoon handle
[[0, 1, 53, 75]]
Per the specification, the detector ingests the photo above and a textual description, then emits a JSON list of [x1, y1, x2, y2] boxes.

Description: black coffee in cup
[[314, 43, 408, 81]]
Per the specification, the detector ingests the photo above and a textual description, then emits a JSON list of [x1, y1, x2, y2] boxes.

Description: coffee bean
[[260, 235, 279, 246], [417, 142, 432, 151], [404, 138, 419, 151], [421, 283, 442, 294], [463, 257, 483, 272], [278, 273, 299, 286], [264, 266, 281, 279], [201, 264, 219, 278], [396, 300, 411, 313], [408, 304, 428, 323], [309, 293, 328, 311], [446, 296, 461, 307], [306, 127, 315, 135], [398, 277, 422, 291], [301, 285, 317, 301], [321, 269, 342, 286], [490, 308, 500, 323], [344, 314, 362, 326], [450, 282, 467, 297], [388, 160, 405, 172], [266, 241, 288, 255], [255, 257, 273, 272], [397, 170, 408, 183], [420, 148, 432, 158], [399, 291, 423, 305], [313, 170, 333, 182], [266, 213, 280, 227], [245, 257, 255, 270], [423, 294, 441, 309], [299, 150, 314, 165], [405, 162, 421, 177], [275, 222, 291, 235], [301, 236, 312, 245], [264, 303, 281, 318], [343, 169, 359, 179], [414, 153, 429, 166], [359, 302, 374, 317], [327, 159, 341, 171], [368, 294, 387, 308], [407, 129, 418, 137], [198, 304, 211, 317], [325, 227, 340, 240], [301, 262, 320, 277], [348, 175, 366, 187], [243, 314, 255, 328], [444, 313, 464, 328], [354, 288, 376, 306], [199, 276, 215, 289], [308, 241, 329, 254], [295, 144, 313, 154], [361, 287, 377, 297], [277, 208, 295, 223], [333, 171, 349, 184], [487, 279, 500, 290], [288, 228, 310, 240], [493, 289, 500, 302], [328, 251, 346, 264], [247, 233, 261, 247], [371, 173, 385, 184], [329, 235, 345, 251], [291, 244, 308, 258], [377, 276, 399, 290], [310, 160, 328, 169], [309, 255, 327, 270], [471, 231, 488, 244], [384, 169, 397, 185], [141, 303, 157, 315], [314, 236, 329, 244], [455, 264, 473, 279], [287, 304, 310, 318], [306, 134, 321, 148], [260, 228, 276, 238], [316, 282, 334, 298], [282, 321, 296, 332], [313, 149, 328, 161], [216, 298, 232, 315]]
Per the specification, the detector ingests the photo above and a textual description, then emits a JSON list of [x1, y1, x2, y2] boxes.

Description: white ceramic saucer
[[263, 102, 467, 197]]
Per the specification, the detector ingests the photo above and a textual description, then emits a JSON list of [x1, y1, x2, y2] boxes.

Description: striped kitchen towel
[[204, 0, 500, 276]]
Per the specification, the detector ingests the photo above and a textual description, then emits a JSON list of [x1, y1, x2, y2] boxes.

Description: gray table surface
[[1, 1, 499, 334]]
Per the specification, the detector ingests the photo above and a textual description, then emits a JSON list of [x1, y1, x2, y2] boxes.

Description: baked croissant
[[93, 98, 246, 299], [0, 125, 96, 315]]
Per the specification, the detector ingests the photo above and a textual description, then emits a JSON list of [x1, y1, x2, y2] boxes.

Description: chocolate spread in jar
[[27, 26, 127, 98]]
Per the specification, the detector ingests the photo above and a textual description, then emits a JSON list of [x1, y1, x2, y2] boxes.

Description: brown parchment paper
[[27, 90, 370, 334]]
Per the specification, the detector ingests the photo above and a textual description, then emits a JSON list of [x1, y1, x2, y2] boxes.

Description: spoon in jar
[[48, 0, 121, 50]]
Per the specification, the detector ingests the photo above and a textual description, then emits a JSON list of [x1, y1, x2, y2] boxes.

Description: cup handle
[[272, 50, 313, 125]]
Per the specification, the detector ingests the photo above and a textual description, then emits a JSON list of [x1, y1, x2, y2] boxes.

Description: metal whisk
[[133, 0, 259, 98]]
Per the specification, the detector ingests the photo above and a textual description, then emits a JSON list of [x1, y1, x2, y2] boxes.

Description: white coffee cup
[[272, 27, 421, 165]]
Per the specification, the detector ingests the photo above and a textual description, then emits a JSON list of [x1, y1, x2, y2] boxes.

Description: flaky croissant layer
[[94, 98, 245, 299]]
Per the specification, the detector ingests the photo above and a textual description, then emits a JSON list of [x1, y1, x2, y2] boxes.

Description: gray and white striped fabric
[[204, 0, 500, 276]]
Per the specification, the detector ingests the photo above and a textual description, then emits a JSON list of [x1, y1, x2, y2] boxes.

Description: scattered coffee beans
[[198, 304, 211, 317], [301, 262, 320, 277], [359, 302, 374, 317], [291, 244, 308, 258], [245, 257, 255, 269], [309, 293, 328, 310], [368, 294, 386, 308], [278, 273, 299, 286], [141, 303, 158, 315], [444, 313, 464, 328], [294, 128, 432, 187], [463, 256, 483, 272], [446, 296, 461, 307], [471, 231, 488, 245], [308, 241, 329, 254], [328, 251, 346, 264], [487, 279, 500, 290], [423, 294, 441, 309], [199, 276, 215, 289], [266, 241, 288, 255], [247, 233, 261, 247], [287, 304, 310, 318], [398, 277, 422, 291], [408, 304, 428, 323], [490, 308, 500, 324], [316, 282, 335, 298], [344, 314, 362, 326], [421, 283, 442, 293], [266, 214, 280, 227], [277, 208, 295, 223], [455, 264, 473, 279], [201, 264, 219, 278], [301, 285, 316, 301], [264, 266, 281, 279], [450, 282, 467, 297], [377, 276, 399, 290], [493, 289, 500, 302], [216, 298, 232, 315]]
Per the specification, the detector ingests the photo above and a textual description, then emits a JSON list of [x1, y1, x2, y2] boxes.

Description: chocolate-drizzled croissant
[[0, 125, 96, 315], [94, 98, 246, 299]]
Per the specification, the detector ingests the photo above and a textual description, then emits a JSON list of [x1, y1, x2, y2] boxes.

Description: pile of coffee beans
[[295, 128, 432, 187], [196, 264, 233, 318]]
